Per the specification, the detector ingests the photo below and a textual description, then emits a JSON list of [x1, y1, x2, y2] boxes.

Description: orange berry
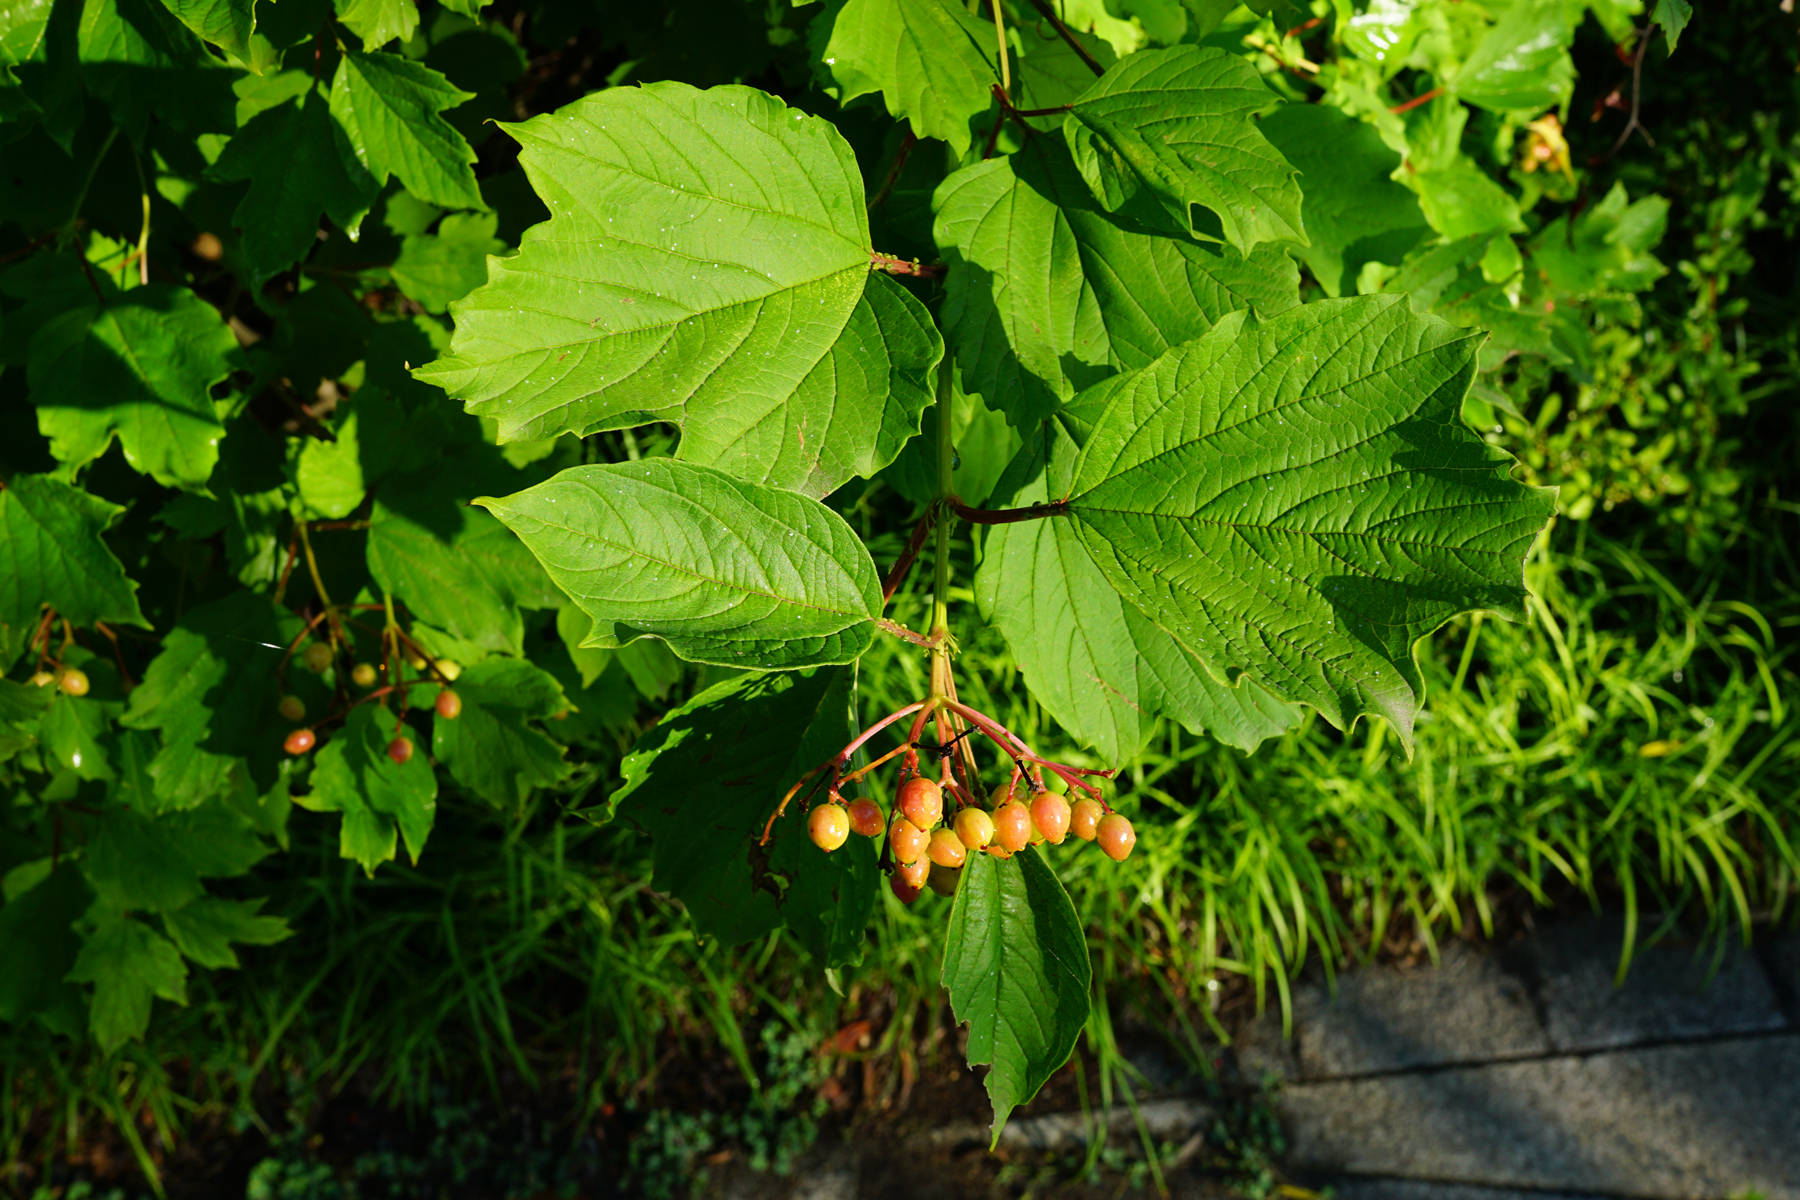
[[387, 736, 414, 765], [1030, 793, 1072, 845], [954, 807, 995, 850], [57, 668, 90, 697], [928, 828, 967, 869], [809, 804, 850, 852], [993, 800, 1032, 853], [435, 689, 462, 720], [889, 816, 929, 865], [283, 728, 316, 756], [846, 798, 884, 838], [896, 856, 928, 891], [986, 844, 1013, 859], [1096, 813, 1137, 862], [897, 776, 943, 830], [1070, 798, 1104, 841]]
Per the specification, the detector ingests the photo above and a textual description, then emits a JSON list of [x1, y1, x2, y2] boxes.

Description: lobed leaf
[[811, 0, 997, 157], [0, 475, 147, 668]]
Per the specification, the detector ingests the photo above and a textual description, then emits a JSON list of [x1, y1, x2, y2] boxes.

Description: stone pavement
[[1237, 917, 1800, 1199]]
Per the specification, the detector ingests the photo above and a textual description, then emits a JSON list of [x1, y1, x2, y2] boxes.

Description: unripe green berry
[[809, 804, 850, 852], [437, 659, 462, 682], [1096, 813, 1137, 862], [897, 776, 943, 830], [57, 668, 90, 697], [302, 642, 334, 673], [278, 695, 306, 723], [954, 807, 995, 850], [351, 662, 377, 688], [28, 670, 55, 687], [927, 828, 966, 869], [993, 800, 1032, 853], [928, 862, 961, 898], [1030, 793, 1072, 845]]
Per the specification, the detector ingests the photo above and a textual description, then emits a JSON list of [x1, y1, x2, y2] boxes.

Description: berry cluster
[[276, 623, 462, 765], [769, 695, 1134, 903]]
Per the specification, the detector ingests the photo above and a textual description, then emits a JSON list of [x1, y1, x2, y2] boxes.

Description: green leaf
[[211, 86, 379, 286], [365, 463, 558, 658], [612, 668, 876, 965], [1259, 104, 1430, 297], [0, 864, 90, 1022], [1062, 45, 1305, 251], [328, 51, 483, 211], [0, 475, 147, 667], [1453, 2, 1581, 113], [28, 286, 236, 490], [332, 0, 418, 50], [1527, 183, 1668, 298], [121, 592, 303, 797], [83, 805, 269, 913], [67, 909, 187, 1052], [979, 425, 1300, 760], [161, 896, 289, 969], [295, 409, 366, 519], [389, 212, 502, 313], [1063, 296, 1556, 745], [811, 0, 997, 157], [77, 0, 235, 138], [1411, 162, 1525, 242], [479, 460, 882, 671], [156, 0, 255, 64], [935, 137, 1299, 425], [942, 849, 1091, 1140], [302, 705, 438, 873], [416, 83, 942, 498], [1650, 0, 1690, 49], [431, 658, 571, 806]]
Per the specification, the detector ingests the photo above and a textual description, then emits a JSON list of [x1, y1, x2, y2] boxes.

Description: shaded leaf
[[812, 0, 996, 157], [302, 705, 438, 873], [156, 0, 254, 64], [431, 658, 572, 806], [66, 909, 187, 1052], [0, 475, 147, 668], [161, 895, 289, 969]]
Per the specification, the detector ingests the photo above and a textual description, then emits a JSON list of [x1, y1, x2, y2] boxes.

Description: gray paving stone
[[925, 1095, 1217, 1154], [1278, 1033, 1800, 1199], [1529, 916, 1786, 1051], [1286, 942, 1549, 1078], [1322, 1181, 1610, 1200], [1767, 931, 1800, 1019]]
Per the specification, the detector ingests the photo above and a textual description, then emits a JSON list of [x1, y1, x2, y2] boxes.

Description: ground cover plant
[[6, 0, 1798, 1193]]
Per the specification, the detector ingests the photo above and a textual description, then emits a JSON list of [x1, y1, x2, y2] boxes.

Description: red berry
[[954, 807, 995, 850], [57, 668, 90, 697], [896, 776, 943, 830], [1096, 813, 1137, 862], [387, 736, 414, 765], [1070, 798, 1104, 841], [993, 800, 1032, 853], [278, 695, 306, 723], [889, 870, 922, 904], [1030, 793, 1072, 845], [895, 856, 929, 891], [927, 828, 966, 869], [846, 798, 884, 838], [808, 804, 850, 852], [889, 816, 929, 865], [302, 642, 334, 673], [351, 662, 377, 688], [284, 728, 316, 756], [435, 689, 462, 720]]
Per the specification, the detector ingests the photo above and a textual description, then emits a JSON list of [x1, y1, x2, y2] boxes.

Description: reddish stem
[[1389, 86, 1443, 115], [949, 496, 1069, 524], [869, 252, 945, 279]]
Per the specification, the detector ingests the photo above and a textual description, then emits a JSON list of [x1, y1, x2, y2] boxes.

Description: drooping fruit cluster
[[781, 694, 1135, 905], [271, 620, 461, 763]]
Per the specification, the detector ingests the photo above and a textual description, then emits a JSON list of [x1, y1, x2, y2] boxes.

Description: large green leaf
[[157, 0, 255, 64], [28, 285, 237, 490], [83, 805, 270, 913], [1453, 2, 1582, 113], [942, 849, 1091, 1140], [0, 475, 147, 667], [1064, 296, 1556, 744], [811, 0, 996, 157], [1259, 104, 1429, 297], [1062, 45, 1304, 251], [935, 137, 1298, 425], [611, 668, 876, 966], [67, 910, 187, 1052], [416, 83, 941, 498], [328, 51, 483, 211], [479, 460, 882, 671], [301, 705, 439, 873], [978, 424, 1300, 760], [76, 0, 236, 138]]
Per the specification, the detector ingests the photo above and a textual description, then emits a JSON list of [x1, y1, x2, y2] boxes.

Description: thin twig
[[1390, 85, 1443, 115], [948, 496, 1070, 524], [1605, 28, 1656, 157], [1022, 0, 1105, 75], [866, 130, 916, 213], [882, 502, 941, 606]]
